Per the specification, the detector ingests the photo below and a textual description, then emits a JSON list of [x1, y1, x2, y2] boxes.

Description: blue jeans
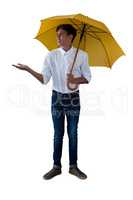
[[51, 90, 80, 167]]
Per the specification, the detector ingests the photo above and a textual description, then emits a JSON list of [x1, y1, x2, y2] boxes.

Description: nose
[[57, 32, 62, 39]]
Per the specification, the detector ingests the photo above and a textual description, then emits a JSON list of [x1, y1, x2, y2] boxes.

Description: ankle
[[69, 164, 77, 169], [53, 165, 62, 169]]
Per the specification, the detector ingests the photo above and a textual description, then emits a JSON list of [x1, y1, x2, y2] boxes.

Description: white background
[[0, 0, 132, 199]]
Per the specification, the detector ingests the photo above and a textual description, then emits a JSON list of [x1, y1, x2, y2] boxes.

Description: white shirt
[[41, 46, 91, 94]]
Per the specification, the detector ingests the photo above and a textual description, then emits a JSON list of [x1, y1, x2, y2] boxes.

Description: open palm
[[12, 63, 29, 71]]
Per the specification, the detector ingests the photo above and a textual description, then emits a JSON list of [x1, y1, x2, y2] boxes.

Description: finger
[[67, 74, 72, 77], [12, 64, 23, 68], [17, 63, 23, 66], [12, 64, 19, 67]]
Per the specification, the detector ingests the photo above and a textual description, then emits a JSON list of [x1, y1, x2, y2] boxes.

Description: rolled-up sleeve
[[80, 53, 91, 82], [41, 53, 52, 84]]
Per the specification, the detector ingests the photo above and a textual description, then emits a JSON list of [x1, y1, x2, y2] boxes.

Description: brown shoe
[[69, 166, 87, 180], [43, 166, 62, 180]]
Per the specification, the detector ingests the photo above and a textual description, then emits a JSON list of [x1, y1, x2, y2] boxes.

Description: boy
[[12, 24, 91, 180]]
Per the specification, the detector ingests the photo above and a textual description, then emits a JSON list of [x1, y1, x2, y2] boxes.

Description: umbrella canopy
[[34, 13, 125, 68]]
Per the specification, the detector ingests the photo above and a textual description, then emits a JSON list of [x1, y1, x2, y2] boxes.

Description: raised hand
[[12, 63, 29, 71]]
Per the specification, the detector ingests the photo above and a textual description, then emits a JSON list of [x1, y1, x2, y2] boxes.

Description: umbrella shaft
[[70, 24, 86, 74]]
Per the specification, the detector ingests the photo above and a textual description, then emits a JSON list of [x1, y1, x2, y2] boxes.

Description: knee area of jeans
[[68, 132, 78, 140], [54, 135, 64, 142], [67, 127, 78, 135]]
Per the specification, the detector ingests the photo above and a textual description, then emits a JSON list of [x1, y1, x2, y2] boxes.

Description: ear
[[69, 34, 73, 42]]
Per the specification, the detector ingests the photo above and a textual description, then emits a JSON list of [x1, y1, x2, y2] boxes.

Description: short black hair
[[56, 24, 77, 42]]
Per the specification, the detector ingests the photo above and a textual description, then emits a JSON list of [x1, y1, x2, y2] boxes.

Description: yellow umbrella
[[34, 13, 125, 68]]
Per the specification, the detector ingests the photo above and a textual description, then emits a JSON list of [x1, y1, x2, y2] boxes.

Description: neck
[[62, 45, 72, 52]]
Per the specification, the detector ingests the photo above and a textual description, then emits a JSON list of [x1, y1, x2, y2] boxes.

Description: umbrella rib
[[87, 30, 111, 34], [87, 28, 111, 68], [86, 24, 111, 34], [69, 19, 109, 35], [99, 39, 111, 67], [85, 31, 100, 41], [69, 17, 110, 34], [69, 19, 83, 32], [35, 25, 60, 38], [84, 32, 86, 50]]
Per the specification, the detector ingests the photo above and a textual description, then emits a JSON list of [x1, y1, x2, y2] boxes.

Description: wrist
[[74, 76, 88, 84], [26, 66, 31, 72]]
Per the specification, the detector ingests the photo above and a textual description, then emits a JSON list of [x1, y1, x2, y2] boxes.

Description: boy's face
[[56, 28, 73, 48]]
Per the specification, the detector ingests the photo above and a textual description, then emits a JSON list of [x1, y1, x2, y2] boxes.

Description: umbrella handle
[[67, 80, 79, 91]]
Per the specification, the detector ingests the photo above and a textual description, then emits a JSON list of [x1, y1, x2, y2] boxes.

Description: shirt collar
[[59, 46, 74, 56]]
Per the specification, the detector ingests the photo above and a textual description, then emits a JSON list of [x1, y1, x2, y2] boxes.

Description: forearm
[[27, 67, 43, 84]]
